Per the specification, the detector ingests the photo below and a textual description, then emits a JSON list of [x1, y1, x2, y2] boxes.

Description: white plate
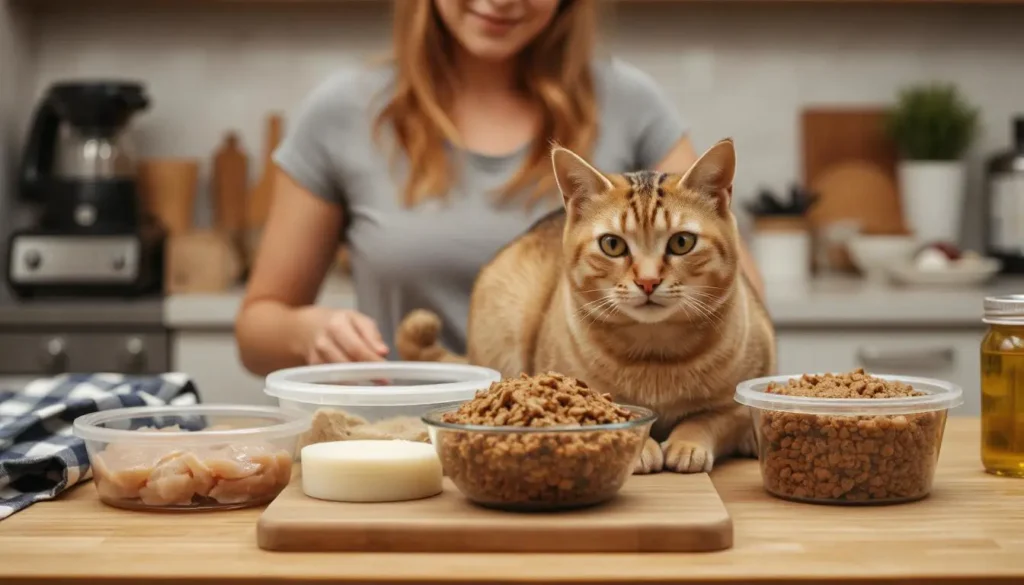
[[886, 257, 1002, 287]]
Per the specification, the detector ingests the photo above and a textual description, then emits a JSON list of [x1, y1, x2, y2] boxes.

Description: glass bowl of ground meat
[[73, 405, 310, 511], [735, 369, 963, 506], [421, 372, 657, 511]]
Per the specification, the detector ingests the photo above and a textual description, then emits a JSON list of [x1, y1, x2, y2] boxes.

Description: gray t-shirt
[[273, 58, 687, 356]]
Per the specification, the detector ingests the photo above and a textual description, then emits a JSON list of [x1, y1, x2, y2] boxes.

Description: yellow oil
[[981, 324, 1024, 477]]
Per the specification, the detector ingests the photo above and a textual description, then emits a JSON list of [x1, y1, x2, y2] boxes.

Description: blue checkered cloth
[[0, 373, 200, 520]]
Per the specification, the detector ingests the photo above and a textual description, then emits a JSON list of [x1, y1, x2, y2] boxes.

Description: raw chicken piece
[[138, 453, 201, 506], [207, 452, 288, 504], [205, 445, 293, 504], [93, 446, 186, 500], [201, 444, 266, 480], [178, 452, 216, 497]]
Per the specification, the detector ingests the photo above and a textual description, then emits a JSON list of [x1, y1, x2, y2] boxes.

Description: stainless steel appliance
[[0, 299, 169, 390], [7, 81, 164, 298], [984, 115, 1024, 274]]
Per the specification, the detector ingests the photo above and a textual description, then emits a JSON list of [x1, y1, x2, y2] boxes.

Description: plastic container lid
[[73, 405, 310, 443], [735, 373, 963, 415], [264, 362, 502, 407]]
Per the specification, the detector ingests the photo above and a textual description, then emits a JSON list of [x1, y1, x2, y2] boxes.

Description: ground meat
[[296, 409, 429, 452], [436, 372, 645, 510], [756, 369, 944, 504]]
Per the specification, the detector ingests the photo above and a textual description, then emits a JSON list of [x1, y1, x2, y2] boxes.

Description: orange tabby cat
[[397, 139, 776, 473]]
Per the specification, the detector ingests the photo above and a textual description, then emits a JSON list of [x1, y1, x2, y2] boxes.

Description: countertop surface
[[1, 418, 1021, 585], [0, 295, 164, 327], [162, 274, 1024, 329]]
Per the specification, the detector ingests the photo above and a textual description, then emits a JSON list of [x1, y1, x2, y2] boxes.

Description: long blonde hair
[[374, 0, 598, 208]]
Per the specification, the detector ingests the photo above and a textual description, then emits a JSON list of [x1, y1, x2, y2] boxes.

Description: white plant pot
[[751, 228, 810, 284], [898, 161, 966, 244]]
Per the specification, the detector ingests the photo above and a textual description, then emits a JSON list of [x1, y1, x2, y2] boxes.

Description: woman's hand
[[306, 310, 389, 364]]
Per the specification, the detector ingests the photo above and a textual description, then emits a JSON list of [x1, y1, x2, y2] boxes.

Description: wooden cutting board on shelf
[[801, 108, 908, 236], [801, 107, 899, 188], [257, 473, 732, 553]]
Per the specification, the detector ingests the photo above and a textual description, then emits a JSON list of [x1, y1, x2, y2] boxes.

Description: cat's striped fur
[[397, 140, 776, 473]]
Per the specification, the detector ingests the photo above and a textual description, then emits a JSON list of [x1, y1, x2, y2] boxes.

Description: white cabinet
[[171, 331, 274, 406], [775, 328, 984, 415]]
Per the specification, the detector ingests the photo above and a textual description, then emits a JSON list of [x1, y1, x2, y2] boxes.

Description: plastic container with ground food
[[264, 362, 502, 422], [265, 363, 502, 452], [73, 405, 309, 511], [735, 370, 963, 505]]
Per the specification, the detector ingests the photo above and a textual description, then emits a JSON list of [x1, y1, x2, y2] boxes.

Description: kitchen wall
[[9, 1, 1024, 247], [0, 1, 30, 303]]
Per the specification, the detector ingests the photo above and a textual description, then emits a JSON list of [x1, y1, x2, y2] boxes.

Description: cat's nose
[[634, 277, 662, 295]]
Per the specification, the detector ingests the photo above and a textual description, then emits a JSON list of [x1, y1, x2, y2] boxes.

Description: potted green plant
[[886, 82, 979, 245]]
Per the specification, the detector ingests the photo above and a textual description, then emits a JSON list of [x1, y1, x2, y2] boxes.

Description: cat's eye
[[598, 234, 629, 257], [666, 232, 698, 255]]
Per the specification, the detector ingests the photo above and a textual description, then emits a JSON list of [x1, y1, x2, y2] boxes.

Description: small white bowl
[[846, 236, 919, 282], [887, 256, 1002, 287]]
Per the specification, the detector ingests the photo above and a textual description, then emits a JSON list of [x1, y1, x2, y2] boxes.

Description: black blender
[[7, 81, 164, 297]]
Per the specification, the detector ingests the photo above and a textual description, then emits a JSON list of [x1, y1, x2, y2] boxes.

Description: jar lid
[[983, 295, 1024, 323]]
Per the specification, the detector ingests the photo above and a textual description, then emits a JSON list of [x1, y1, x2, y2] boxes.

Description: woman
[[236, 0, 764, 376]]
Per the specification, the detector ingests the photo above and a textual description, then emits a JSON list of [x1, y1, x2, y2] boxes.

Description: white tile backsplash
[[8, 1, 1024, 246]]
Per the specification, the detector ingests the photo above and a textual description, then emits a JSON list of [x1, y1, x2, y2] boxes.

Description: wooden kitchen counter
[[1, 417, 1022, 585]]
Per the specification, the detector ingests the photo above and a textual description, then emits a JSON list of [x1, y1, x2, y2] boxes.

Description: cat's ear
[[677, 138, 736, 216], [551, 146, 613, 217]]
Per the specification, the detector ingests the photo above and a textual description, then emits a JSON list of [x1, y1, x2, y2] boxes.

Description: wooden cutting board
[[801, 107, 907, 235], [801, 107, 899, 188], [257, 473, 732, 553]]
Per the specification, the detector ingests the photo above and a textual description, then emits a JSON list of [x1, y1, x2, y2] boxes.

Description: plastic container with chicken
[[73, 405, 310, 511]]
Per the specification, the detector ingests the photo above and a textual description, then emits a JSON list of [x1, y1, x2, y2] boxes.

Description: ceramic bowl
[[846, 236, 919, 281]]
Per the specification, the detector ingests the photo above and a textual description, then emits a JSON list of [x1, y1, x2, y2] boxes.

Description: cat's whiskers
[[679, 294, 726, 335], [589, 297, 621, 325], [576, 294, 615, 313], [574, 289, 618, 316], [575, 294, 619, 327], [684, 291, 726, 312]]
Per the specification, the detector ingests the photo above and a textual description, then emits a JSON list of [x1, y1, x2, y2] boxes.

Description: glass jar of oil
[[981, 295, 1024, 477]]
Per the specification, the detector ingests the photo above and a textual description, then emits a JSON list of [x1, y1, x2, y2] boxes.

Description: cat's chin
[[619, 302, 678, 324]]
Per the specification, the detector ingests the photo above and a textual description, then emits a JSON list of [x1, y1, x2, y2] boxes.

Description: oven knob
[[41, 336, 68, 373], [123, 336, 146, 372], [112, 255, 126, 272], [74, 204, 97, 227], [24, 250, 41, 271]]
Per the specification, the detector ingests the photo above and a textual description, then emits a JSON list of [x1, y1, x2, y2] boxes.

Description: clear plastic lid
[[73, 404, 311, 443], [263, 362, 502, 407], [735, 373, 963, 415]]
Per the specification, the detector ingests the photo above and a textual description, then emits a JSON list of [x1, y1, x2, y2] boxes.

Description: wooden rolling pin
[[246, 113, 283, 258], [213, 132, 248, 234]]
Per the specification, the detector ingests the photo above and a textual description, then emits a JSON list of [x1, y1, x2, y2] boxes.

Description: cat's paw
[[738, 427, 759, 458], [396, 310, 442, 360], [661, 439, 714, 473], [632, 437, 664, 474]]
